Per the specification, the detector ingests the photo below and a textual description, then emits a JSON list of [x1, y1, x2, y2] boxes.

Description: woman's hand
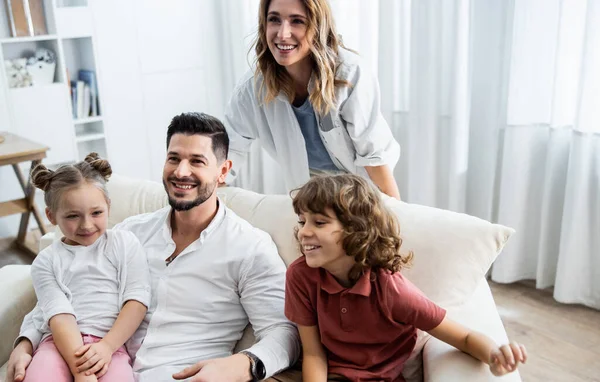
[[74, 340, 114, 376], [489, 342, 528, 376]]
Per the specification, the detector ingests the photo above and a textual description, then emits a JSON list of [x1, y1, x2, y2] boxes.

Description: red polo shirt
[[285, 257, 446, 382]]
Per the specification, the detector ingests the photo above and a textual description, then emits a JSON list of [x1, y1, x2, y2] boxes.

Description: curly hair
[[291, 174, 412, 284], [31, 152, 112, 213], [252, 0, 350, 116]]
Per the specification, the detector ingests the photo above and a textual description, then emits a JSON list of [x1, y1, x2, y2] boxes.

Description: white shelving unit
[[0, 0, 107, 165]]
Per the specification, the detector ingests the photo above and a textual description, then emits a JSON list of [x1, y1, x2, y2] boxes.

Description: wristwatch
[[240, 350, 266, 381]]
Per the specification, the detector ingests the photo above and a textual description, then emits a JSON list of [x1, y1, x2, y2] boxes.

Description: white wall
[[92, 0, 224, 184]]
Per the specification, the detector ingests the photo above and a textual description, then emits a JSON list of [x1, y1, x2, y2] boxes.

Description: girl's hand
[[74, 372, 98, 382], [74, 340, 114, 376], [489, 342, 527, 376]]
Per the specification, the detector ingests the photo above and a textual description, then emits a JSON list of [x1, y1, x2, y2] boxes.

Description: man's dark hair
[[166, 112, 229, 162]]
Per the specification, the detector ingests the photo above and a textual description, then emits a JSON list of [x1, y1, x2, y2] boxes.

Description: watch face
[[256, 359, 266, 379]]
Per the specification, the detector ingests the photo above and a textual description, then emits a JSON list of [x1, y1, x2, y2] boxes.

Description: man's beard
[[163, 176, 217, 211]]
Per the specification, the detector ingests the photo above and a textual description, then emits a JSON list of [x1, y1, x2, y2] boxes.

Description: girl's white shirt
[[225, 48, 400, 191], [29, 229, 151, 344]]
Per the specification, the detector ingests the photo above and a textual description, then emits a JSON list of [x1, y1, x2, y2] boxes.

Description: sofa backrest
[[106, 174, 514, 309]]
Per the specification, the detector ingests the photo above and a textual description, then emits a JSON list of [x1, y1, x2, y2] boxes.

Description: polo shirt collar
[[320, 268, 372, 297]]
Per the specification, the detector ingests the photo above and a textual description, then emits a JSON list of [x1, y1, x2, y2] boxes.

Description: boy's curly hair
[[291, 174, 412, 284]]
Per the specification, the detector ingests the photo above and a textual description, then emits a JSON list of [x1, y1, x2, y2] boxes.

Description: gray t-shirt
[[292, 98, 339, 172]]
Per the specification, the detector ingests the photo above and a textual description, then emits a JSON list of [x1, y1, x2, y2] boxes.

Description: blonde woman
[[225, 0, 401, 199]]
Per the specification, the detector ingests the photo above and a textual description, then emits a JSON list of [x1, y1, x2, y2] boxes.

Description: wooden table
[[0, 132, 49, 255]]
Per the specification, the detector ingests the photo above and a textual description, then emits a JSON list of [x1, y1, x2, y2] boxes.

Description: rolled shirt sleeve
[[115, 230, 152, 308], [238, 234, 300, 378], [224, 75, 259, 184], [14, 309, 43, 351], [30, 250, 76, 328], [341, 64, 401, 169]]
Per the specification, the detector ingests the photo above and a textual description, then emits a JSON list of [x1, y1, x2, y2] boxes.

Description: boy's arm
[[298, 325, 328, 382], [427, 317, 527, 376]]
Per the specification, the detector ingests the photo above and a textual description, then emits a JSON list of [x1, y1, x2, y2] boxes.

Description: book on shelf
[[5, 0, 48, 37], [69, 70, 100, 119], [76, 80, 85, 118]]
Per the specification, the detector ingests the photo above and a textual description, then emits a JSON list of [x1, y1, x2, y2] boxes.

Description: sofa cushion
[[103, 175, 513, 308], [0, 265, 37, 366], [215, 187, 513, 309], [106, 174, 168, 228]]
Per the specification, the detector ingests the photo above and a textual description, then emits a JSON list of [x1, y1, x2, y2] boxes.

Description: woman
[[225, 0, 401, 199]]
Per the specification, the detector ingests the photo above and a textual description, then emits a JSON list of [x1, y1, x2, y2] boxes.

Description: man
[[7, 112, 299, 381]]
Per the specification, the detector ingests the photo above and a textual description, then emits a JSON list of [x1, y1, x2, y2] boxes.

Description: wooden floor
[[490, 281, 600, 382], [0, 235, 38, 268], [2, 235, 600, 381]]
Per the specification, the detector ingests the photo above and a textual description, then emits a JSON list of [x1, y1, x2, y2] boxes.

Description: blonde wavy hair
[[253, 0, 350, 115], [291, 174, 413, 284]]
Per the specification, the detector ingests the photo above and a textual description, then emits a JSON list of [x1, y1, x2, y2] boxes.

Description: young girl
[[24, 153, 151, 382], [225, 0, 401, 199], [285, 174, 527, 381]]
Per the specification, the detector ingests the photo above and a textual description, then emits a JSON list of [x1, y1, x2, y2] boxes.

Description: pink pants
[[23, 334, 134, 382]]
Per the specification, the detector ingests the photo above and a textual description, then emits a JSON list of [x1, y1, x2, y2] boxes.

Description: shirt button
[[341, 308, 348, 313]]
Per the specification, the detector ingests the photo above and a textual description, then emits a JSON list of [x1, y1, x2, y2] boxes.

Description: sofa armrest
[[0, 265, 36, 366], [423, 279, 521, 382], [39, 232, 56, 252]]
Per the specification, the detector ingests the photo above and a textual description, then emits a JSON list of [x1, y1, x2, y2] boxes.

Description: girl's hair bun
[[31, 163, 54, 191], [84, 152, 112, 181]]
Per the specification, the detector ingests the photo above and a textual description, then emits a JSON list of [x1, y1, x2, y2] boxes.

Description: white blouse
[[225, 47, 401, 191]]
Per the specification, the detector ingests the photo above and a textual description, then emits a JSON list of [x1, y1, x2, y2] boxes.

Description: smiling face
[[266, 0, 313, 72], [162, 133, 228, 211], [297, 208, 355, 276], [47, 183, 109, 246]]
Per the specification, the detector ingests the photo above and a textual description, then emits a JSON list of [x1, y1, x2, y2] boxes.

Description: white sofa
[[0, 174, 521, 381]]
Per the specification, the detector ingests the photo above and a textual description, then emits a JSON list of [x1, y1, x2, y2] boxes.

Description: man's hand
[[6, 340, 33, 382], [172, 353, 252, 382], [74, 340, 113, 376]]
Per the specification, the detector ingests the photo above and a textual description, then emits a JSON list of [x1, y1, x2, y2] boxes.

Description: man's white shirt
[[19, 200, 299, 381]]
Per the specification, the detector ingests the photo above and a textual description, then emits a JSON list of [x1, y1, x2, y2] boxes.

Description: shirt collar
[[161, 198, 227, 243], [320, 267, 372, 297], [57, 231, 107, 254]]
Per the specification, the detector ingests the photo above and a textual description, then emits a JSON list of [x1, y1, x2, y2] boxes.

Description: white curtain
[[209, 0, 600, 310]]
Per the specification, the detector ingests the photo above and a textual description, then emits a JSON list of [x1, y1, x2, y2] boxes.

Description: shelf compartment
[[2, 38, 64, 84], [74, 116, 102, 124], [77, 137, 107, 161], [76, 133, 104, 142], [0, 0, 56, 39], [74, 120, 104, 141], [62, 37, 96, 74], [0, 34, 58, 44], [56, 0, 89, 7]]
